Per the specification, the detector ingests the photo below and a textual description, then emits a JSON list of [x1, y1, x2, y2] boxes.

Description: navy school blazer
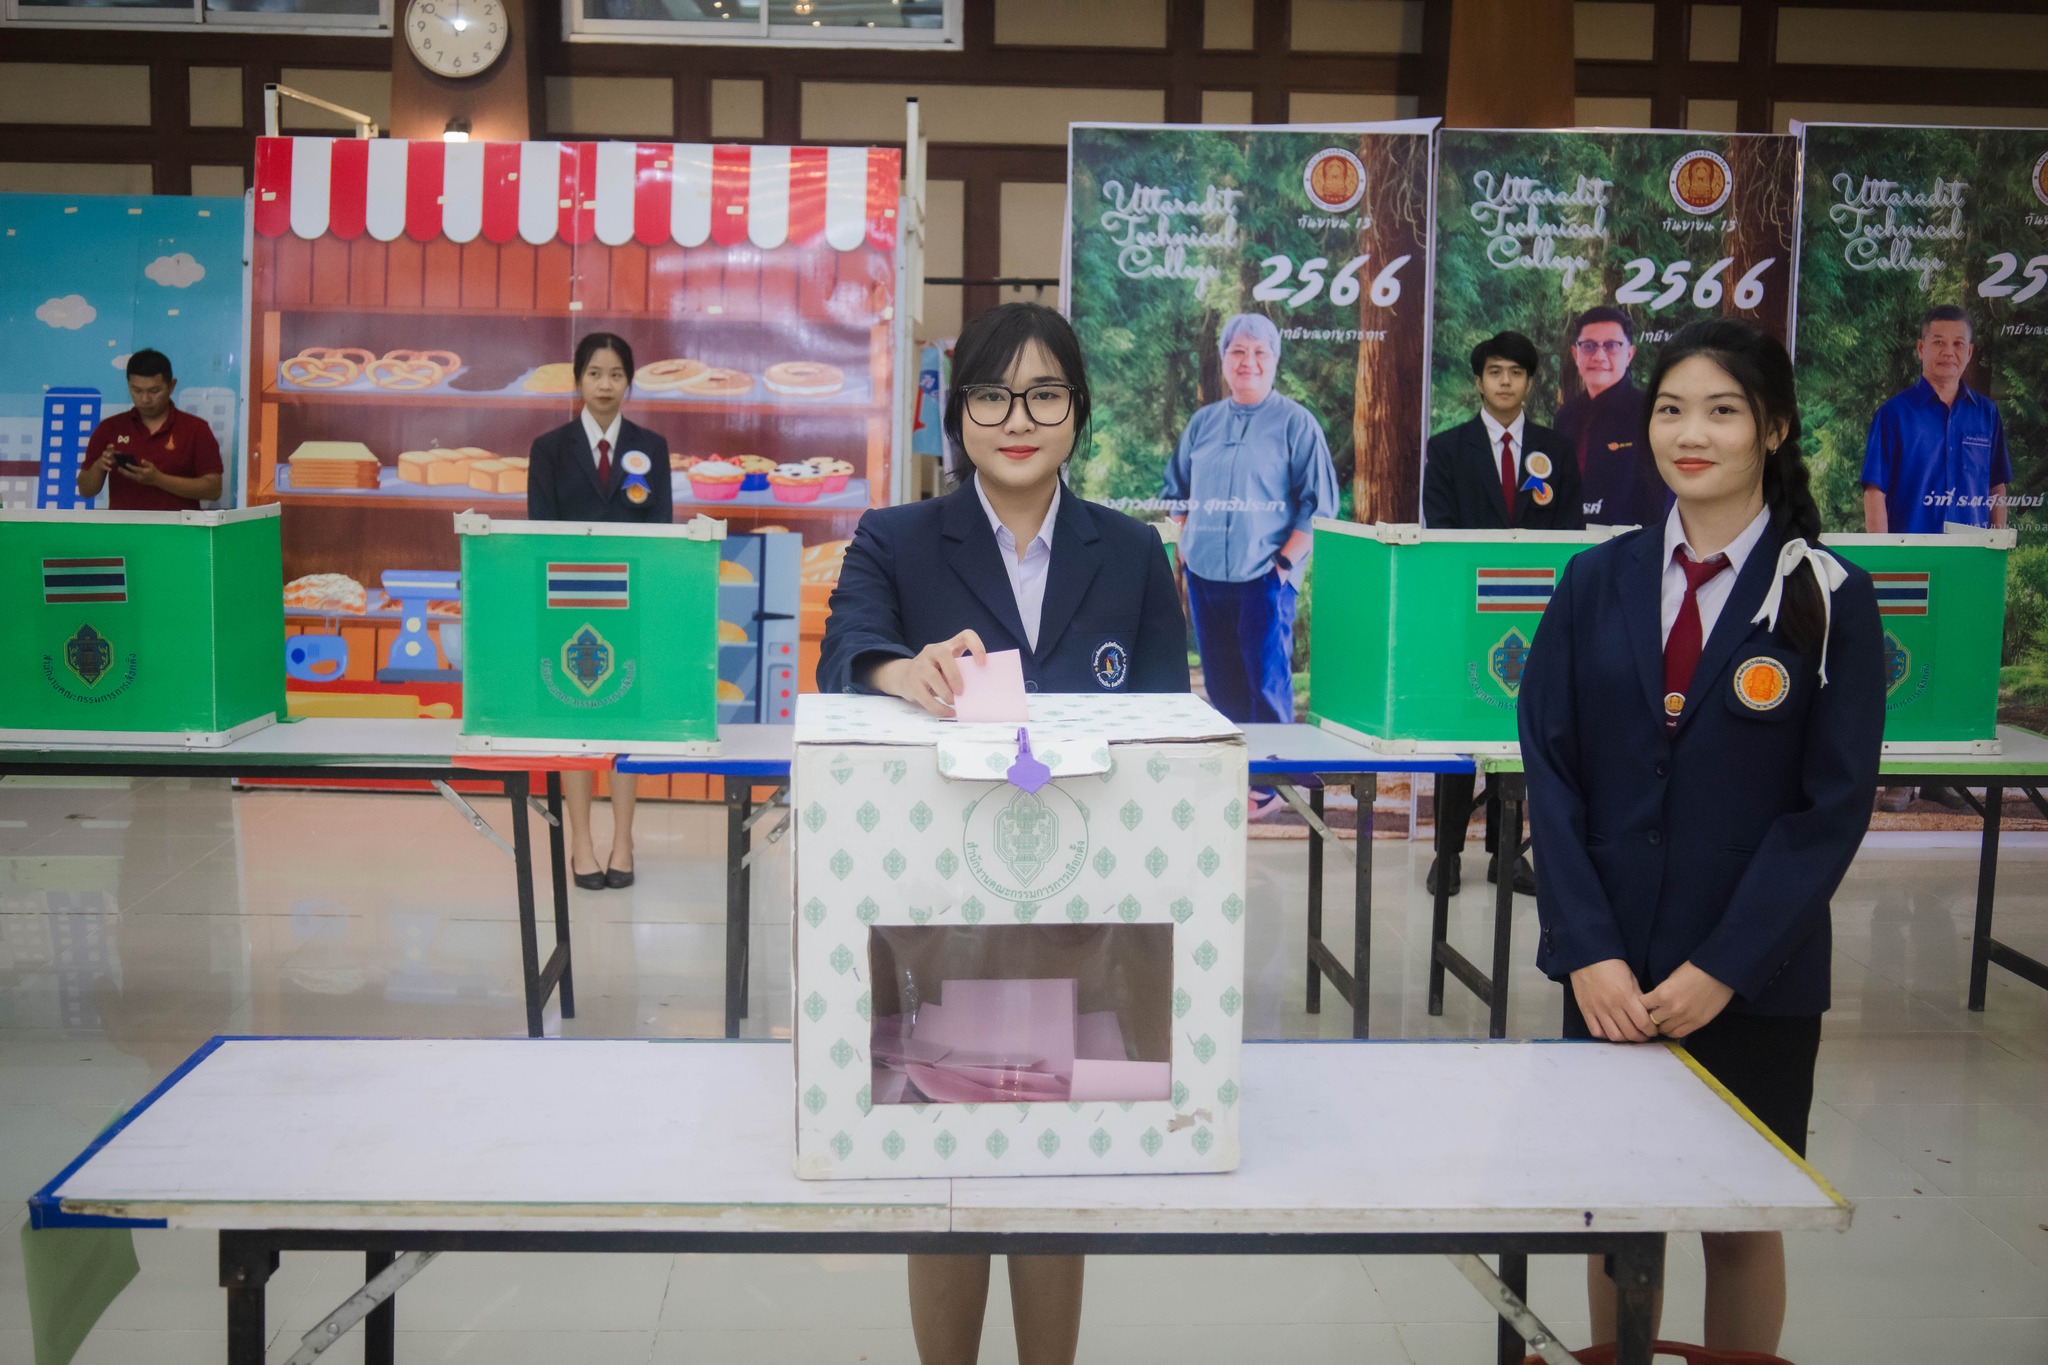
[[816, 477, 1191, 697], [527, 417, 673, 524], [1516, 520, 1885, 1015], [1422, 415, 1585, 531]]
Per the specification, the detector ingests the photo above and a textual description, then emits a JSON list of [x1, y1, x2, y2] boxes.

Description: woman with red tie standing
[[1518, 319, 1884, 1352], [529, 332, 672, 890]]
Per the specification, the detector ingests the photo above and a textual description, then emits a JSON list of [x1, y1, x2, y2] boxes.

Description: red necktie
[[1499, 430, 1518, 523], [595, 437, 611, 485], [1662, 551, 1731, 724]]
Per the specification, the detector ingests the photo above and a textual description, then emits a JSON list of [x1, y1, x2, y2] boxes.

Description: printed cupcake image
[[769, 462, 827, 503], [734, 454, 777, 490], [686, 459, 745, 501], [805, 457, 855, 493]]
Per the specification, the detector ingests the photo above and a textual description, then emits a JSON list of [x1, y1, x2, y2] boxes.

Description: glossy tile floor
[[1, 775, 2044, 1364]]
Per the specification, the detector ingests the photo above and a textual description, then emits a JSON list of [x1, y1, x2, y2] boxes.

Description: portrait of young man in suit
[[1421, 330, 1583, 896]]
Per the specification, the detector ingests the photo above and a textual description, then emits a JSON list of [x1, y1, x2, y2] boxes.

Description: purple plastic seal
[[1006, 727, 1051, 794]]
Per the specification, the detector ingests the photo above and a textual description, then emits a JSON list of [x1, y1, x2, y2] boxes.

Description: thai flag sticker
[[1475, 567, 1555, 613], [43, 557, 127, 604], [546, 562, 630, 610], [1872, 572, 1929, 617]]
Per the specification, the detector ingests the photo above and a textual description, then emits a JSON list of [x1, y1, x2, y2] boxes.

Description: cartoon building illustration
[[38, 386, 102, 509], [0, 414, 40, 508]]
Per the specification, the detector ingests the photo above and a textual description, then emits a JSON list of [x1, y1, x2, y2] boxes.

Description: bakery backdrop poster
[[1429, 129, 1799, 528], [1063, 121, 1435, 708], [0, 192, 245, 510], [246, 137, 899, 714], [1792, 122, 2048, 717]]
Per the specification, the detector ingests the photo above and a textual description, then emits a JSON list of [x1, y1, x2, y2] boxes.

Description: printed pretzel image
[[282, 351, 363, 388], [367, 353, 451, 391]]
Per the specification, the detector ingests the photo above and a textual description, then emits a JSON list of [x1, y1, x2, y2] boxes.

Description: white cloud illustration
[[145, 252, 206, 288], [36, 295, 96, 330], [111, 353, 133, 371]]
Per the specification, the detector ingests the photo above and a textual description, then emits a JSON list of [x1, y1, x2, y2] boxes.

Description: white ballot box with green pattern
[[1307, 519, 1623, 754], [0, 506, 284, 747], [455, 513, 724, 755], [791, 694, 1247, 1179], [1820, 529, 2011, 753]]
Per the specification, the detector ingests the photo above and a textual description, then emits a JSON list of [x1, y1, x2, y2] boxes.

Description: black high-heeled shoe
[[572, 860, 607, 891], [604, 864, 635, 889]]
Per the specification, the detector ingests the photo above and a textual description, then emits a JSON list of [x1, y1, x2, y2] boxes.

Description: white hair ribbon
[[1750, 538, 1849, 685]]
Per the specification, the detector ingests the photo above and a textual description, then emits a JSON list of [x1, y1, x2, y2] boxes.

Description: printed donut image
[[679, 367, 754, 397], [763, 361, 846, 397], [637, 358, 711, 391]]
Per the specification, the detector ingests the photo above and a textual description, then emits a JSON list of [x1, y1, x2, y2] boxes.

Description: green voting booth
[[1820, 529, 2011, 754], [1307, 519, 2011, 756], [455, 512, 724, 755], [0, 506, 285, 748], [1307, 520, 1621, 755]]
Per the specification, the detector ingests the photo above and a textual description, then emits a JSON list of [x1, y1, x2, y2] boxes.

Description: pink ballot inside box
[[872, 977, 1171, 1105], [949, 649, 1030, 723]]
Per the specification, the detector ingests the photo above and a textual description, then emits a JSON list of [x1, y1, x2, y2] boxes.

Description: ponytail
[[1644, 319, 1831, 658]]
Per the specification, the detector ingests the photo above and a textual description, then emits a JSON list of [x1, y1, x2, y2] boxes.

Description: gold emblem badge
[[1525, 452, 1553, 480], [1663, 690, 1686, 718], [1734, 656, 1791, 711], [625, 482, 649, 504]]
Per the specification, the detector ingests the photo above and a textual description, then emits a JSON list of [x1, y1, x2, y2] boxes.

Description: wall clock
[[405, 0, 508, 80]]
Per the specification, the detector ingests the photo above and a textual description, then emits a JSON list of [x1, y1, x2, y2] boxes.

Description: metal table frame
[[0, 720, 578, 1039], [1430, 728, 2048, 1038], [621, 724, 1478, 1041]]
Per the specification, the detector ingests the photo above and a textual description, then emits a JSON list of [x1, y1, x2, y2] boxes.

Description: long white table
[[0, 718, 594, 1037], [31, 1038, 1848, 1365]]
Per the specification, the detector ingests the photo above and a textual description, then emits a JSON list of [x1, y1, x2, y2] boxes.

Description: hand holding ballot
[[868, 629, 988, 717]]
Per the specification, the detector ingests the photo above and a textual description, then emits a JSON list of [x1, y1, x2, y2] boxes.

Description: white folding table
[[30, 1037, 1849, 1365]]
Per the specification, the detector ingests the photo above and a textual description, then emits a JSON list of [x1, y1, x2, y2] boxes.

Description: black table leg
[[509, 771, 544, 1039], [546, 771, 575, 1020], [1610, 1234, 1665, 1365], [1488, 776, 1521, 1041], [1968, 781, 2004, 1011], [725, 776, 749, 1040], [1495, 1251, 1527, 1365], [1427, 780, 1452, 1017], [365, 1248, 396, 1365], [219, 1234, 276, 1365], [1306, 781, 1325, 1014], [1353, 775, 1374, 1040]]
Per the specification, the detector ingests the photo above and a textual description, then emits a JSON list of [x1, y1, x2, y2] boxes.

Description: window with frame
[[570, 0, 956, 48], [4, 0, 386, 30]]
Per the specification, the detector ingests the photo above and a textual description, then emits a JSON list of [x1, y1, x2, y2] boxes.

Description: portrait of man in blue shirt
[[1162, 313, 1339, 746], [1861, 304, 2011, 533]]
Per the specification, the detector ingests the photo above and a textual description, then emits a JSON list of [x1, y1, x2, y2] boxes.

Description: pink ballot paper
[[950, 648, 1029, 723]]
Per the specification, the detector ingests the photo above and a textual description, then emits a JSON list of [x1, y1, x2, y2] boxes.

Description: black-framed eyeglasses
[[961, 383, 1077, 427], [1573, 339, 1630, 356]]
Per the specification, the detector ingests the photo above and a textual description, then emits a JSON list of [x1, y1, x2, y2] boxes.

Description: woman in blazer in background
[[1519, 319, 1884, 1354], [528, 332, 672, 890], [819, 302, 1187, 1365]]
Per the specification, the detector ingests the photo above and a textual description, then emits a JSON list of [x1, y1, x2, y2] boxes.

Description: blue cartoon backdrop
[[0, 193, 246, 509]]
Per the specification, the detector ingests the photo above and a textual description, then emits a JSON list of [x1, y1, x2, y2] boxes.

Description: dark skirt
[[1562, 989, 1822, 1157]]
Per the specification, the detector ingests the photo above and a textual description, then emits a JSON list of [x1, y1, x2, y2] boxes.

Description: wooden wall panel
[[274, 235, 314, 308], [386, 239, 423, 308], [608, 242, 647, 314], [797, 250, 835, 321], [720, 247, 760, 321], [573, 244, 610, 315], [758, 254, 798, 321], [499, 240, 537, 312], [350, 239, 388, 306], [683, 248, 722, 314], [310, 237, 352, 306], [536, 241, 574, 312], [647, 244, 687, 316], [460, 242, 499, 309], [421, 240, 463, 310]]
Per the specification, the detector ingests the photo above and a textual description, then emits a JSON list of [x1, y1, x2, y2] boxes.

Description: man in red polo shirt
[[76, 349, 223, 511]]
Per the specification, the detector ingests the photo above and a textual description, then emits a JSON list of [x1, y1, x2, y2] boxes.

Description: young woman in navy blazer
[[1519, 319, 1884, 1353], [820, 303, 1187, 1365], [528, 332, 672, 891]]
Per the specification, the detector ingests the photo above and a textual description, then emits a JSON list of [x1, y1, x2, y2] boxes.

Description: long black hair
[[1642, 318, 1829, 655], [942, 302, 1092, 484]]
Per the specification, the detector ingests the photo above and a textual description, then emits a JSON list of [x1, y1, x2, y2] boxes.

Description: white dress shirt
[[580, 410, 622, 472], [975, 477, 1059, 651], [1660, 502, 1771, 647], [1479, 408, 1527, 474]]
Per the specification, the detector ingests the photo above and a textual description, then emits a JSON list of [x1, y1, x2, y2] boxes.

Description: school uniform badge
[[1092, 639, 1129, 689], [1733, 656, 1791, 711]]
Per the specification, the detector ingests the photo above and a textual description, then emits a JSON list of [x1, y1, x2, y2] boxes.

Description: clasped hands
[[1570, 957, 1733, 1042]]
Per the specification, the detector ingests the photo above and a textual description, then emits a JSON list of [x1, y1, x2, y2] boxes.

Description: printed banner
[[1793, 121, 2048, 726], [1064, 120, 1435, 723], [1429, 130, 1800, 528]]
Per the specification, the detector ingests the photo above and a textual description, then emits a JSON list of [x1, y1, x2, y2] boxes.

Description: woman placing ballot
[[818, 303, 1187, 1365], [1519, 319, 1884, 1353], [819, 302, 1188, 711], [527, 332, 672, 891]]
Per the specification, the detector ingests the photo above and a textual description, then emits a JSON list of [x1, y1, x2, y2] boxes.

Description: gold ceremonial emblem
[[1734, 656, 1791, 711], [1663, 690, 1686, 717]]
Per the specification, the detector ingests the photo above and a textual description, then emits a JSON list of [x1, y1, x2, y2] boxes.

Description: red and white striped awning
[[252, 138, 900, 252]]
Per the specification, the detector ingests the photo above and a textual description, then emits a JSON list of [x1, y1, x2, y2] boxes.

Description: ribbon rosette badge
[[620, 449, 653, 505]]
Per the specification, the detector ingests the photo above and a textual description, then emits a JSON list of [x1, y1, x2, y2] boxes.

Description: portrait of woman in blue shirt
[[1161, 313, 1338, 757]]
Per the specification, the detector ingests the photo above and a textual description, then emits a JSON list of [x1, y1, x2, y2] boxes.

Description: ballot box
[[792, 694, 1247, 1179], [455, 513, 724, 754], [1307, 519, 1621, 754], [1822, 529, 2012, 753], [0, 506, 284, 747]]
